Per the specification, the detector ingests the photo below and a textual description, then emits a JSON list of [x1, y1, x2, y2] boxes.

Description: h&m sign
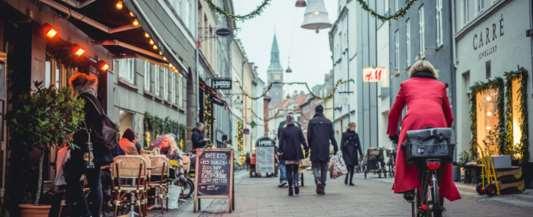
[[363, 67, 388, 83]]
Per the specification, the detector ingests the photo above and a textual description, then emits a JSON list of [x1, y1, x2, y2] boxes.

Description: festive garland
[[144, 113, 184, 146], [205, 0, 271, 21], [234, 79, 355, 101], [504, 68, 529, 163], [470, 78, 505, 159], [203, 94, 214, 140], [356, 0, 419, 21], [237, 120, 244, 153]]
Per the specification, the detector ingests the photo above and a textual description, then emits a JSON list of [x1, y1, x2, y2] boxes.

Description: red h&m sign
[[363, 67, 387, 82]]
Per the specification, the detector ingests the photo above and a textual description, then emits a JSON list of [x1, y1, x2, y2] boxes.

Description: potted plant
[[7, 82, 84, 217]]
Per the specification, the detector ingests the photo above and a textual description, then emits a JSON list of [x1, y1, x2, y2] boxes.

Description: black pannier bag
[[404, 128, 455, 162]]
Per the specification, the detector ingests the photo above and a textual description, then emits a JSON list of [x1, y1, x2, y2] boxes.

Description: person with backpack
[[66, 72, 117, 217]]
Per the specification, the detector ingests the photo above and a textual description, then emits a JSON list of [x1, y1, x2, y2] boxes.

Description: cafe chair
[[148, 155, 170, 212], [111, 155, 150, 217]]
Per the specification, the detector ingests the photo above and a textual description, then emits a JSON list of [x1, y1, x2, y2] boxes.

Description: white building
[[454, 0, 533, 186]]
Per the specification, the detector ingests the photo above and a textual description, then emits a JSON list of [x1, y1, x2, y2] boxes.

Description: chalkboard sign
[[194, 148, 234, 213], [255, 137, 275, 176]]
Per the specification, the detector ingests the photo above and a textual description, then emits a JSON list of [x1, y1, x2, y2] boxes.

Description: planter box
[[18, 204, 51, 217]]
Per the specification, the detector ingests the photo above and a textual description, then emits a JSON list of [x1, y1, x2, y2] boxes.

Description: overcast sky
[[234, 0, 338, 94]]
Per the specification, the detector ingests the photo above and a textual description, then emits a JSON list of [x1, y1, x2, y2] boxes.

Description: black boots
[[316, 184, 325, 195], [294, 186, 300, 195], [345, 173, 355, 186], [288, 187, 294, 196]]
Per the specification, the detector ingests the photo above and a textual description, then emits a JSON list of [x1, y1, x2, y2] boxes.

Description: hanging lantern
[[295, 0, 307, 7], [285, 66, 293, 73], [301, 0, 332, 33], [42, 23, 59, 40], [71, 44, 85, 57], [96, 60, 110, 72]]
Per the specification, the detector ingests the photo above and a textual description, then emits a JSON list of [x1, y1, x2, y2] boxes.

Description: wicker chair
[[148, 155, 170, 212], [111, 155, 150, 217]]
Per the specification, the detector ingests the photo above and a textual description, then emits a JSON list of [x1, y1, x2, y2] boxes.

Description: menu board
[[194, 148, 234, 212], [256, 138, 275, 176]]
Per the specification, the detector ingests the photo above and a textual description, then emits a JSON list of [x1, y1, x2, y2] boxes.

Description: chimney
[[263, 96, 271, 137]]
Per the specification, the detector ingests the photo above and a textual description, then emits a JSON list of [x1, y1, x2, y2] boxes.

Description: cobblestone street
[[150, 171, 533, 217]]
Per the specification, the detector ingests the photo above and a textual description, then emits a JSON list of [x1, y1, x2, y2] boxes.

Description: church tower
[[267, 34, 284, 105]]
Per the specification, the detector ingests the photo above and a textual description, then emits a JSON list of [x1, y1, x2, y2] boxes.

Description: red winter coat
[[387, 76, 460, 201]]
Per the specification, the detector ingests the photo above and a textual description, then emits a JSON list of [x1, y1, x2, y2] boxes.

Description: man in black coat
[[307, 105, 338, 195], [341, 122, 363, 186], [279, 115, 309, 196]]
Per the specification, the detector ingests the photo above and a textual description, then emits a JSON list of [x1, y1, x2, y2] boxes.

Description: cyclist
[[387, 60, 460, 203]]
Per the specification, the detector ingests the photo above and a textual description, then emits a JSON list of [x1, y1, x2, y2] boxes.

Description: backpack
[[81, 93, 119, 151]]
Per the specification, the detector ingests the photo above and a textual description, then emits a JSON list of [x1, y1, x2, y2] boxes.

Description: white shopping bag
[[329, 153, 348, 179], [167, 184, 181, 210]]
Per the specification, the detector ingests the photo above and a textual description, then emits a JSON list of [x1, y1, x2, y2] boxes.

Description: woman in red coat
[[387, 60, 460, 201]]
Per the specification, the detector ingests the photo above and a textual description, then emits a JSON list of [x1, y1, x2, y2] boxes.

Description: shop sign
[[363, 67, 387, 83], [212, 78, 232, 90], [194, 149, 235, 212], [472, 14, 504, 60]]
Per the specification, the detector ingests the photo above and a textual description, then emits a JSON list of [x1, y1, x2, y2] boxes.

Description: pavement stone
[[150, 171, 533, 217]]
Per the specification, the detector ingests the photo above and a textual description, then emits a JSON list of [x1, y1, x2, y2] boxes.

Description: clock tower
[[267, 34, 284, 105]]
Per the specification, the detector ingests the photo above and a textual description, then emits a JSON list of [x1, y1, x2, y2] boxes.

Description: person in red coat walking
[[387, 60, 461, 202]]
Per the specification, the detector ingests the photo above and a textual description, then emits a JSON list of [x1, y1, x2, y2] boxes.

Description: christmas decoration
[[355, 0, 419, 21], [504, 68, 529, 163], [205, 0, 272, 21], [203, 94, 214, 140], [470, 78, 505, 159]]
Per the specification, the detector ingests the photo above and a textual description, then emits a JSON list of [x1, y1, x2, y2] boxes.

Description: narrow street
[[152, 171, 533, 217]]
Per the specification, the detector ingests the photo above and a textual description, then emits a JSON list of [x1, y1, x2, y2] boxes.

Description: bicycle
[[404, 128, 454, 217]]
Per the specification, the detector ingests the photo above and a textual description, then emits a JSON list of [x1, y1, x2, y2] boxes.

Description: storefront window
[[506, 71, 527, 162], [44, 55, 75, 88], [475, 87, 500, 156]]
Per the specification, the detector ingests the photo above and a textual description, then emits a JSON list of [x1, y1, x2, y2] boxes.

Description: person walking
[[341, 122, 363, 186], [387, 60, 460, 202], [307, 105, 338, 195], [276, 113, 293, 187], [66, 72, 114, 217], [278, 114, 308, 196]]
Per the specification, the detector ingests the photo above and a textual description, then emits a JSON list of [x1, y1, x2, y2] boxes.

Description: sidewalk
[[372, 174, 533, 208]]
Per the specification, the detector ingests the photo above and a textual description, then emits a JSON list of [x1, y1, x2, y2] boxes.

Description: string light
[[149, 39, 154, 45], [132, 19, 139, 26], [144, 32, 150, 38], [97, 60, 110, 72], [129, 12, 135, 17], [152, 45, 158, 50], [115, 1, 124, 10]]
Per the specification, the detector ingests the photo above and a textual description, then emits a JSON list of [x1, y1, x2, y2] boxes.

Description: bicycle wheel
[[430, 173, 443, 217], [177, 177, 194, 199]]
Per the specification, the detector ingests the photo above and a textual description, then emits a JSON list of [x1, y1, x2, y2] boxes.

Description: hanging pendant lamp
[[295, 0, 307, 7], [301, 0, 332, 33]]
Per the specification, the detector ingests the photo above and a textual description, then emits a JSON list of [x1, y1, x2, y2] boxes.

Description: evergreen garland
[[504, 68, 529, 163], [205, 0, 272, 21], [144, 113, 182, 146], [355, 0, 419, 21], [469, 78, 505, 159]]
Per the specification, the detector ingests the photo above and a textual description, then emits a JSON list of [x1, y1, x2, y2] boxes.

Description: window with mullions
[[418, 5, 425, 57], [406, 18, 411, 66], [436, 0, 443, 47], [154, 64, 160, 96], [157, 66, 167, 99], [44, 55, 75, 88], [168, 71, 173, 102], [144, 61, 150, 92], [116, 58, 135, 84]]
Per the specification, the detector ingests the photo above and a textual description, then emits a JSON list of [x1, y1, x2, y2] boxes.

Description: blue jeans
[[279, 160, 287, 183]]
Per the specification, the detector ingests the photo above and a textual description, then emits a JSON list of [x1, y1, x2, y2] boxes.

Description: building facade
[[453, 0, 533, 186]]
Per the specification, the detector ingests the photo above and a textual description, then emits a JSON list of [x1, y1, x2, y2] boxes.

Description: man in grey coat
[[307, 105, 338, 195]]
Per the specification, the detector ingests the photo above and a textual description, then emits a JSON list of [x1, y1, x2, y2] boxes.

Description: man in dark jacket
[[192, 122, 209, 150], [307, 105, 338, 195], [341, 122, 363, 186], [279, 115, 308, 196]]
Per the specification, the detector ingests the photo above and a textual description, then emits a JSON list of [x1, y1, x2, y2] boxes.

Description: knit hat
[[315, 105, 324, 114]]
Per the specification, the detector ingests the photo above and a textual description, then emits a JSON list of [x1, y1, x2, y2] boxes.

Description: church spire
[[268, 34, 282, 71]]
